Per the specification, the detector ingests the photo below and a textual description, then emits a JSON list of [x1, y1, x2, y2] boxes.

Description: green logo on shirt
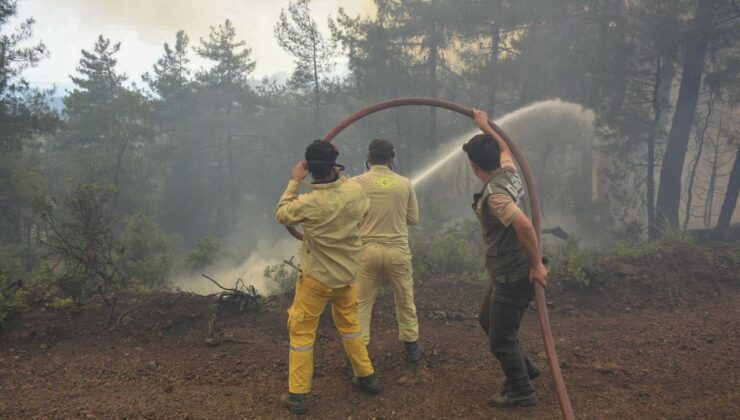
[[372, 176, 400, 189]]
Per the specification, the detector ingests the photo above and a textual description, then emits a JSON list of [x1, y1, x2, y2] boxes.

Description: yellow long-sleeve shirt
[[275, 177, 369, 288], [352, 165, 419, 250]]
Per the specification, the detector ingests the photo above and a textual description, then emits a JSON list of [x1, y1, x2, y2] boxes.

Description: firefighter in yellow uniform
[[353, 139, 422, 361], [276, 140, 380, 415]]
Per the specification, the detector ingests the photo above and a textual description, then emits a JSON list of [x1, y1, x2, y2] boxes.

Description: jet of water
[[410, 100, 587, 186]]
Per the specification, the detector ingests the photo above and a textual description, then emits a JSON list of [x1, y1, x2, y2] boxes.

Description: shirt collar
[[310, 176, 346, 190], [369, 165, 392, 173]]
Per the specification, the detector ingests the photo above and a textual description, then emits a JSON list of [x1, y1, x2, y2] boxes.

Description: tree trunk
[[715, 144, 740, 231], [704, 111, 725, 227], [647, 46, 677, 240], [486, 7, 501, 116], [682, 87, 715, 231], [226, 127, 237, 231], [111, 134, 130, 212], [655, 19, 710, 230], [311, 30, 321, 129], [704, 146, 719, 227], [428, 34, 438, 147]]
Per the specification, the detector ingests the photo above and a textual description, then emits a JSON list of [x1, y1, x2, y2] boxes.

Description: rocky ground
[[1, 243, 739, 419]]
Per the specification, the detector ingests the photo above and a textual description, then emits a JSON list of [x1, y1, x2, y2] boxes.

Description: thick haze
[[13, 0, 375, 91]]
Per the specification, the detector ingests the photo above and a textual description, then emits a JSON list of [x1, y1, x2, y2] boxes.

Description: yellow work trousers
[[287, 274, 374, 394], [356, 244, 419, 345]]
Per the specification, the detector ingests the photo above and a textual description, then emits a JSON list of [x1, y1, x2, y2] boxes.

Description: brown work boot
[[353, 373, 381, 395], [281, 392, 307, 415]]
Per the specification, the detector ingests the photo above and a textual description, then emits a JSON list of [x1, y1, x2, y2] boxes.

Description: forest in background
[[1, 0, 739, 322]]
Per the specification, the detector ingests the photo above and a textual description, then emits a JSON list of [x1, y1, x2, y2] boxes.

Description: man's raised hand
[[292, 160, 308, 182], [471, 108, 491, 131]]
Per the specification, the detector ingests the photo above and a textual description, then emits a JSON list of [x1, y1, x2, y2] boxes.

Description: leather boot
[[354, 373, 381, 395], [502, 357, 541, 389], [280, 392, 307, 414], [493, 371, 537, 408], [404, 341, 423, 362], [488, 389, 537, 408]]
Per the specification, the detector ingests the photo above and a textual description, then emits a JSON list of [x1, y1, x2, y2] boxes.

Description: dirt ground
[[1, 246, 739, 419]]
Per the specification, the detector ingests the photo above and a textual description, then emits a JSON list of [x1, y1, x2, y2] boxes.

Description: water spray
[[286, 97, 575, 420]]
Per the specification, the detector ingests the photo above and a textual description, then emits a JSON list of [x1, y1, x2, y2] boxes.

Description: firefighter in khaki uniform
[[353, 139, 422, 362], [275, 140, 380, 415]]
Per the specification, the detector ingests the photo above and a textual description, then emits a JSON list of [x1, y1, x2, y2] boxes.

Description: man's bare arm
[[471, 108, 514, 166], [510, 213, 548, 287]]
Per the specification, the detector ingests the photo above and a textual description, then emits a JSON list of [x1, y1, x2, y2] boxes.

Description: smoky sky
[[14, 0, 375, 91]]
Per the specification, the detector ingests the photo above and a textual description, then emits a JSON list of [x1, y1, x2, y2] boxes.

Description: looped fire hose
[[285, 97, 575, 420]]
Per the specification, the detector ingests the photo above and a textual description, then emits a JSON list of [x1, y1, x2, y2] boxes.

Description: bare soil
[[1, 244, 739, 419]]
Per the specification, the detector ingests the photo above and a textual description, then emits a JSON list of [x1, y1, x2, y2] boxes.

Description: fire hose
[[285, 97, 575, 420]]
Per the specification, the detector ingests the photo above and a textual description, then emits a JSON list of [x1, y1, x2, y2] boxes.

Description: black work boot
[[503, 358, 541, 389], [354, 373, 381, 395], [525, 357, 542, 380], [281, 392, 307, 414], [494, 372, 537, 408], [404, 341, 423, 363]]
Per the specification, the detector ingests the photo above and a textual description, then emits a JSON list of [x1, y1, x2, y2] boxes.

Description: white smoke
[[173, 238, 300, 296]]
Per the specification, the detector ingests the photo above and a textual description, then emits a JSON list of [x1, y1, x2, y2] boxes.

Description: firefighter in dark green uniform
[[463, 109, 549, 408]]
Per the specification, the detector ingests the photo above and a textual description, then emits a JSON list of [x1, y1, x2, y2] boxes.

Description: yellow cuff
[[285, 179, 301, 195]]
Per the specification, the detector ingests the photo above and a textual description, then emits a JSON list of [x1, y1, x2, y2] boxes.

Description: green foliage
[[263, 256, 299, 295], [726, 246, 740, 266], [0, 288, 28, 328], [186, 237, 221, 272], [195, 19, 256, 86], [143, 30, 191, 99], [615, 224, 696, 258], [56, 35, 157, 216], [36, 184, 121, 301], [614, 241, 658, 258], [48, 297, 73, 310], [547, 237, 600, 289], [411, 219, 487, 283], [114, 212, 173, 290], [0, 247, 27, 326]]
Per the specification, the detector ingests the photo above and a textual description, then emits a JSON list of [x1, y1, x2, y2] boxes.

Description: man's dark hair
[[462, 133, 501, 171], [368, 139, 395, 164], [305, 140, 339, 179]]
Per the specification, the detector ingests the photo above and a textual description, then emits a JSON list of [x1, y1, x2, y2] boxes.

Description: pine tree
[[195, 19, 255, 87], [194, 20, 257, 233], [274, 0, 335, 127], [656, 0, 739, 230], [0, 0, 57, 245], [144, 30, 191, 100], [378, 0, 459, 146], [55, 35, 155, 215]]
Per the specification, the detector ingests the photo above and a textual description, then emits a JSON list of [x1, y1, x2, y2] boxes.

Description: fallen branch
[[201, 273, 262, 314], [201, 274, 236, 293]]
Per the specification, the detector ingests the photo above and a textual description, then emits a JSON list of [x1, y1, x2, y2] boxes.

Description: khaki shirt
[[352, 165, 419, 250], [487, 159, 522, 227], [487, 193, 522, 227], [275, 177, 369, 288]]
